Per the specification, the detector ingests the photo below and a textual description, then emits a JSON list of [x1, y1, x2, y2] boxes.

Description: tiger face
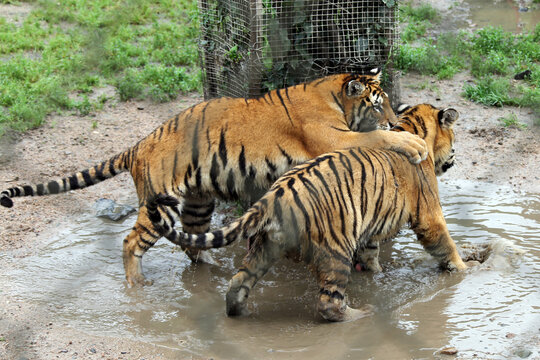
[[340, 68, 397, 132], [394, 104, 458, 176]]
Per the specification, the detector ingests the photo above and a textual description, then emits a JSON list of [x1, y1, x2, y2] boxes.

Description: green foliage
[[399, 3, 439, 42], [499, 113, 526, 129], [470, 51, 510, 77], [463, 77, 515, 107], [471, 26, 513, 54], [117, 70, 144, 101], [143, 65, 200, 102], [74, 95, 93, 116], [0, 0, 201, 134], [396, 43, 463, 79], [400, 3, 439, 22], [398, 5, 540, 110]]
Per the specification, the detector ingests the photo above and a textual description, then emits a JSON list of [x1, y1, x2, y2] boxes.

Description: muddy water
[[467, 0, 540, 32], [1, 179, 539, 359]]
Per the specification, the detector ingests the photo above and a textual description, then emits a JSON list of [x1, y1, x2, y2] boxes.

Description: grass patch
[[463, 77, 516, 107], [397, 3, 540, 110], [0, 0, 202, 136], [399, 3, 439, 42], [499, 113, 527, 129]]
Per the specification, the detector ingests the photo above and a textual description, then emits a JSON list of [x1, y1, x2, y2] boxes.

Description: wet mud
[[467, 0, 540, 33], [1, 179, 538, 359]]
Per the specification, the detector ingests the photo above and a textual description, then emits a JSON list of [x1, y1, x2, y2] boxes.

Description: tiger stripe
[[2, 70, 431, 286], [147, 103, 463, 321]]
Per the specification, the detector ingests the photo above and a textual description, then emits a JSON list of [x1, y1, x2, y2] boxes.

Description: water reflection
[[1, 179, 539, 359], [467, 0, 539, 32]]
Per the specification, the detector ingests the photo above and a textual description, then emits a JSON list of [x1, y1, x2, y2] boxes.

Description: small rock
[[506, 333, 516, 339], [94, 198, 135, 221], [88, 347, 96, 354], [514, 349, 532, 358], [439, 347, 458, 355]]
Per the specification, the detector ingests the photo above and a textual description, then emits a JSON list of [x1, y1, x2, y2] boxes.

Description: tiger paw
[[465, 260, 481, 268], [341, 304, 375, 322], [443, 259, 468, 272], [225, 286, 250, 317], [319, 303, 375, 322], [126, 274, 154, 287], [388, 131, 428, 164]]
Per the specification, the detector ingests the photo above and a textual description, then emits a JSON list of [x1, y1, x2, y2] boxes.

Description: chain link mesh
[[199, 0, 399, 99]]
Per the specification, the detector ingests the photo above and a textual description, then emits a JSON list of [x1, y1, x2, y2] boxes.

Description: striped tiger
[[0, 69, 428, 286], [147, 104, 470, 322]]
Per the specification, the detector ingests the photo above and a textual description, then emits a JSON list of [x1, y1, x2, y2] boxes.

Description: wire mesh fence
[[198, 0, 399, 101]]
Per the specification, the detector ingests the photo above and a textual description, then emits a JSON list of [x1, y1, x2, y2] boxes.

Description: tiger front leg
[[226, 233, 281, 316], [413, 217, 467, 271], [306, 127, 428, 165], [315, 258, 374, 322]]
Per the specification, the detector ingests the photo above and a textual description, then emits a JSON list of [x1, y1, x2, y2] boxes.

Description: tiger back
[[1, 69, 428, 286], [149, 104, 469, 322]]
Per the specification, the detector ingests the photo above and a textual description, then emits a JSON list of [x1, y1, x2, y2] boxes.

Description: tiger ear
[[438, 108, 459, 128], [396, 103, 411, 115], [369, 67, 382, 83], [346, 80, 366, 96]]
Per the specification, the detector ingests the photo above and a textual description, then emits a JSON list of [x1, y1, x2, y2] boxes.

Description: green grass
[[0, 0, 201, 136], [499, 113, 527, 129], [399, 3, 439, 43], [397, 3, 540, 110]]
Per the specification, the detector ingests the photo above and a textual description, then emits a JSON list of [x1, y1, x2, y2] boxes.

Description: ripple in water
[[1, 179, 539, 359]]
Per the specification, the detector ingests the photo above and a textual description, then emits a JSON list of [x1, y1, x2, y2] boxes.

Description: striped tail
[[147, 194, 270, 250], [0, 151, 131, 208]]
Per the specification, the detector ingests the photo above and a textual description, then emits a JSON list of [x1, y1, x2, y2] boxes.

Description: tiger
[[146, 103, 471, 322], [0, 69, 428, 287]]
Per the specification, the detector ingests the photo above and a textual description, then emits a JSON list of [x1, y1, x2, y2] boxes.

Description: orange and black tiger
[[147, 104, 470, 322], [1, 69, 428, 286]]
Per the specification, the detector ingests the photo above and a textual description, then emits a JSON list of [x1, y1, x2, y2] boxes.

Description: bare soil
[[1, 2, 539, 356]]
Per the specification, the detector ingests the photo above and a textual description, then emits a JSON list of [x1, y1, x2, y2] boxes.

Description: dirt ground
[[1, 2, 539, 358], [1, 72, 539, 360]]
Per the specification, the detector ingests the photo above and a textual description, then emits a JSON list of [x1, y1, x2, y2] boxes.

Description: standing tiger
[[0, 69, 428, 286], [147, 104, 470, 322]]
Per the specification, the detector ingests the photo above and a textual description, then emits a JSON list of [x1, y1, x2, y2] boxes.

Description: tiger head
[[394, 104, 459, 176], [339, 68, 398, 132]]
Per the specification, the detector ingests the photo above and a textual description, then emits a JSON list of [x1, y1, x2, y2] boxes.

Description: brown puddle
[[467, 0, 540, 33], [1, 179, 539, 359]]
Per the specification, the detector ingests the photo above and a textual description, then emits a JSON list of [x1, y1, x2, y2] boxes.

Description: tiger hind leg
[[122, 207, 161, 286], [355, 237, 382, 272], [179, 196, 216, 264], [226, 233, 281, 316], [315, 257, 374, 322]]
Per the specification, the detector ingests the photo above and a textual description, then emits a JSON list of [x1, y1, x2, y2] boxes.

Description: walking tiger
[[0, 69, 428, 286], [147, 104, 472, 322]]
